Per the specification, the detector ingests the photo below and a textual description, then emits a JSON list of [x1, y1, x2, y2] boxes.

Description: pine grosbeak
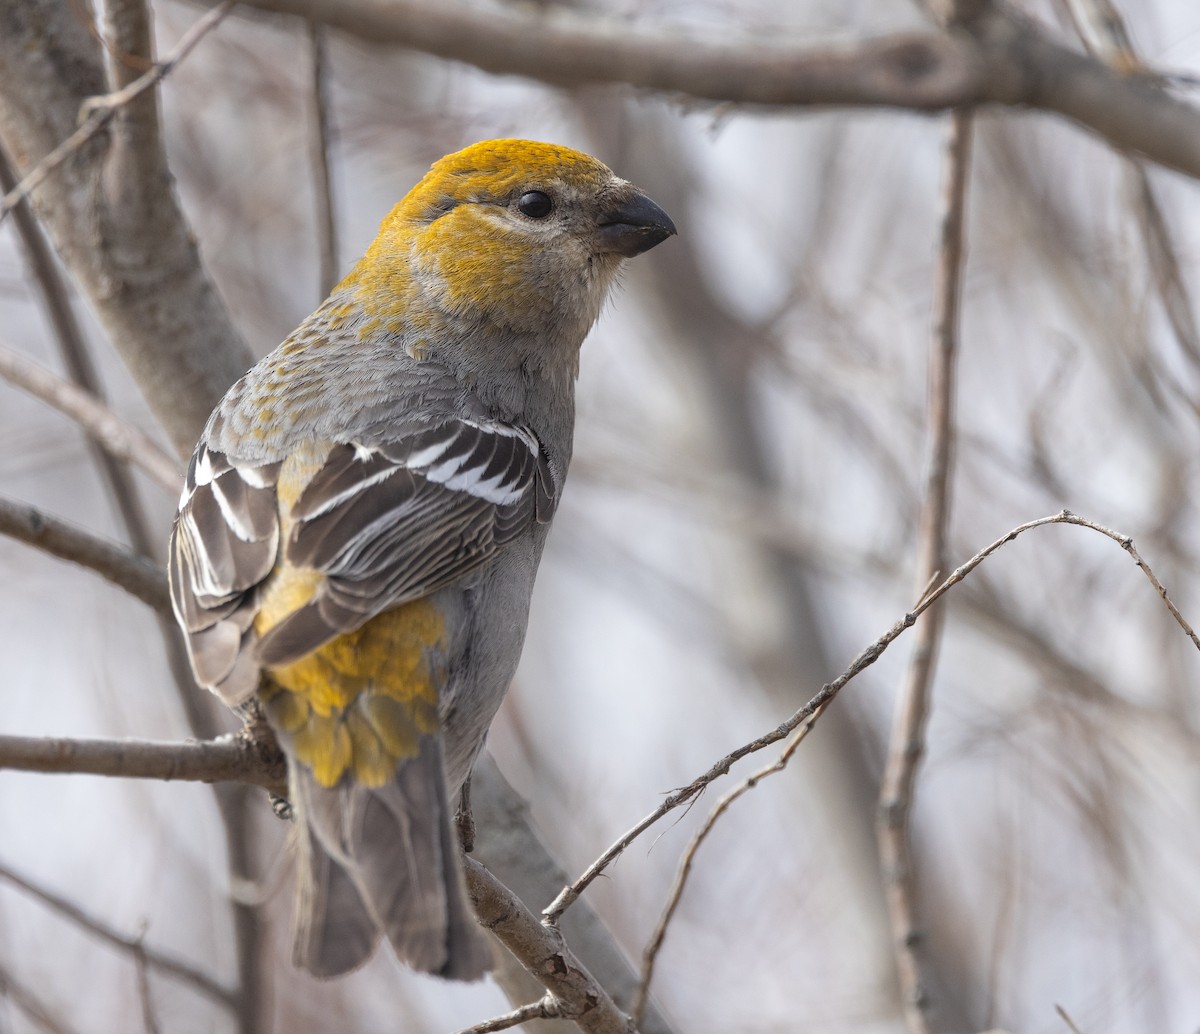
[[168, 140, 674, 979]]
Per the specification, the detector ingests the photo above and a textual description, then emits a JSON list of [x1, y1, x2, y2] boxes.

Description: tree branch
[[464, 858, 631, 1034], [0, 344, 180, 494], [203, 0, 1200, 179], [0, 0, 251, 453], [632, 705, 826, 1027], [452, 997, 561, 1034], [469, 756, 679, 1034], [216, 0, 987, 107], [0, 149, 177, 577], [0, 2, 232, 225], [546, 509, 1200, 922], [0, 732, 285, 791], [0, 497, 169, 613], [3, 506, 1194, 1030], [306, 19, 339, 300], [0, 729, 672, 1033], [0, 861, 236, 1009], [877, 108, 973, 1034], [0, 960, 78, 1034]]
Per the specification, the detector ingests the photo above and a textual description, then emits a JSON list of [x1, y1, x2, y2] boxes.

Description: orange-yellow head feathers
[[339, 139, 676, 348]]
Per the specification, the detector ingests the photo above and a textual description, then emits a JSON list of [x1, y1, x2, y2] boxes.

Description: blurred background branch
[[877, 106, 973, 1034]]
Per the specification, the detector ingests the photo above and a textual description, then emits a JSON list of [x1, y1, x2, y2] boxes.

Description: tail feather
[[290, 736, 492, 980], [292, 830, 379, 977]]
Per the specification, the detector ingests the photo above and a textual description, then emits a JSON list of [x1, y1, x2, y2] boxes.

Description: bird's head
[[340, 140, 675, 362]]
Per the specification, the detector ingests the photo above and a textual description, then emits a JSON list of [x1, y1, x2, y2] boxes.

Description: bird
[[167, 139, 675, 979]]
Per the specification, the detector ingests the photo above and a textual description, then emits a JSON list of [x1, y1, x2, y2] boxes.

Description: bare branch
[[0, 3, 234, 225], [1057, 0, 1200, 381], [633, 705, 826, 1027], [877, 109, 973, 1033], [306, 20, 339, 300], [464, 858, 631, 1034], [0, 732, 284, 792], [1054, 513, 1200, 651], [546, 508, 1200, 922], [469, 756, 680, 1034], [0, 961, 78, 1034], [0, 732, 654, 1031], [0, 497, 169, 613], [0, 861, 235, 1009], [203, 0, 1200, 179], [207, 0, 986, 107], [0, 147, 175, 570], [1061, 0, 1139, 73], [0, 344, 180, 494], [2, 505, 1193, 1025], [132, 935, 162, 1034], [544, 625, 904, 922], [453, 997, 561, 1034], [0, 1, 251, 453], [1056, 1003, 1087, 1034]]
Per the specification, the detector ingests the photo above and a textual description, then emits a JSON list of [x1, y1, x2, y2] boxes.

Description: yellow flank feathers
[[262, 600, 445, 788], [254, 565, 324, 637], [253, 445, 335, 640], [253, 439, 445, 788]]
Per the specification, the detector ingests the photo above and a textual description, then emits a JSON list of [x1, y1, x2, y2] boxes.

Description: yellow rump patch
[[261, 599, 445, 788]]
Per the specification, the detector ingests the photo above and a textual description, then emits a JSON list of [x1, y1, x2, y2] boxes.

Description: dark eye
[[518, 191, 553, 219]]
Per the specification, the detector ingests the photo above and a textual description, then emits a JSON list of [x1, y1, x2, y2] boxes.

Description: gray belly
[[436, 529, 548, 792]]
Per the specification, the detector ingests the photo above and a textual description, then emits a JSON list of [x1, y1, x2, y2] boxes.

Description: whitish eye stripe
[[300, 464, 400, 521]]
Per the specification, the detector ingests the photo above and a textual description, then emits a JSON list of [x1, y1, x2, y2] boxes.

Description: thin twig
[[453, 996, 562, 1034], [1055, 1003, 1087, 1034], [0, 2, 234, 224], [0, 148, 179, 516], [463, 858, 631, 1034], [0, 962, 78, 1034], [0, 733, 285, 792], [1134, 170, 1200, 373], [0, 344, 179, 493], [0, 861, 236, 1009], [546, 507, 1200, 922], [632, 703, 827, 1027], [132, 927, 163, 1034], [877, 108, 973, 1034], [1063, 0, 1200, 377], [0, 497, 169, 612], [1055, 0, 1200, 368], [306, 19, 339, 299], [1061, 0, 1139, 73]]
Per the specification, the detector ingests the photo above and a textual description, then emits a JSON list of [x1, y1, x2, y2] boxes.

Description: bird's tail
[[288, 735, 492, 980]]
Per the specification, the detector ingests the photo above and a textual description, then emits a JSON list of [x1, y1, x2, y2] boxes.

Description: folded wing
[[168, 417, 558, 700]]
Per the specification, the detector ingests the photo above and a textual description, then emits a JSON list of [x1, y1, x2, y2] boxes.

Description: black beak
[[597, 188, 677, 257]]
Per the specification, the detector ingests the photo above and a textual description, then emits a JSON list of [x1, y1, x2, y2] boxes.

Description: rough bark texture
[[0, 0, 250, 455]]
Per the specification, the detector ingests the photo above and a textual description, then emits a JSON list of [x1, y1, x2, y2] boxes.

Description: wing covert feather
[[256, 418, 557, 669]]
